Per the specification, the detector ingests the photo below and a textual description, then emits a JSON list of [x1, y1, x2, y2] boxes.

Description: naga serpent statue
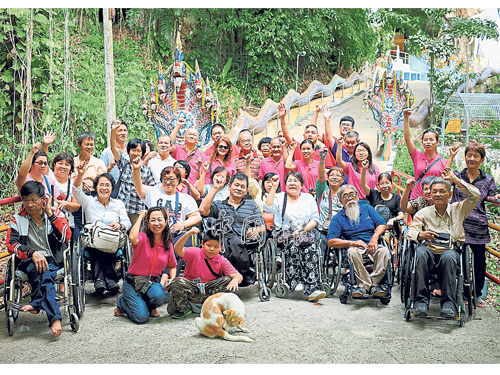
[[142, 34, 220, 148]]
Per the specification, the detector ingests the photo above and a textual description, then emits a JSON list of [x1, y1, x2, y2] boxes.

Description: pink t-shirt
[[293, 159, 320, 193], [344, 162, 380, 199], [128, 232, 177, 277], [182, 247, 238, 283], [259, 156, 287, 192], [204, 158, 237, 185], [18, 173, 60, 200], [410, 149, 448, 199], [292, 138, 336, 169], [171, 145, 207, 185]]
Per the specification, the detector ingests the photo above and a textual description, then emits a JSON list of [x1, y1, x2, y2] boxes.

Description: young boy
[[169, 226, 243, 319]]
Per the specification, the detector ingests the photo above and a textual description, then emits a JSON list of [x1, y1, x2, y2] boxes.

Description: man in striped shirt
[[234, 129, 264, 182]]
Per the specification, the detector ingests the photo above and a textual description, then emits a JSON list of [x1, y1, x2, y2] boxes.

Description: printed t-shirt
[[366, 188, 402, 223], [182, 247, 238, 283], [142, 186, 199, 226]]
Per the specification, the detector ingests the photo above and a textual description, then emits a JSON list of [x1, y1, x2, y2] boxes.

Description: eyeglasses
[[340, 123, 352, 129], [175, 165, 186, 170], [98, 183, 112, 188], [34, 161, 48, 166], [218, 145, 229, 150], [162, 177, 178, 183], [22, 197, 43, 205], [340, 192, 357, 201], [240, 139, 252, 145]]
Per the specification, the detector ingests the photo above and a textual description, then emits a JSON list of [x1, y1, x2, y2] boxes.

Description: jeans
[[117, 279, 167, 324], [415, 245, 459, 308], [17, 258, 62, 326]]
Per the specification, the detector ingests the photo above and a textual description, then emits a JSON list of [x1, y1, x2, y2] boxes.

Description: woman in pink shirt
[[203, 136, 237, 185], [285, 139, 319, 194], [336, 139, 379, 203], [403, 108, 448, 199], [114, 207, 177, 324]]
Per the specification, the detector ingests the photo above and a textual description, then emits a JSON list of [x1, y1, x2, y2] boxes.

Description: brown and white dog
[[195, 292, 254, 342]]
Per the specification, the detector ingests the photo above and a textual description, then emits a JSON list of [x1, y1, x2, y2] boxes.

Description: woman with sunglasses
[[200, 136, 236, 185], [16, 142, 60, 200]]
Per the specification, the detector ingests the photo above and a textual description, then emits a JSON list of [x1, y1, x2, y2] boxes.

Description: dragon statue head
[[205, 78, 213, 109], [172, 33, 185, 92], [194, 60, 203, 100]]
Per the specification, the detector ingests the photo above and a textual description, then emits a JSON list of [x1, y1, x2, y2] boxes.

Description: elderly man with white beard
[[327, 184, 390, 298]]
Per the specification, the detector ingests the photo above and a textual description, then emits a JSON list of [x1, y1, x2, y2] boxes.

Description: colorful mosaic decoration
[[367, 60, 414, 141], [142, 33, 220, 148]]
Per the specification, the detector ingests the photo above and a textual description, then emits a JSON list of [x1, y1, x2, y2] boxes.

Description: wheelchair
[[3, 246, 84, 336], [338, 237, 394, 305], [75, 231, 134, 296], [320, 231, 342, 297], [402, 242, 476, 326], [271, 229, 331, 299]]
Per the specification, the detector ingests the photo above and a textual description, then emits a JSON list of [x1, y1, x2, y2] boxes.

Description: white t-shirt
[[143, 186, 199, 226], [149, 155, 177, 184], [49, 170, 74, 201]]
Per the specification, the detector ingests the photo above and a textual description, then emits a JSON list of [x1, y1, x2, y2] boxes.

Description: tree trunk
[[103, 8, 116, 147]]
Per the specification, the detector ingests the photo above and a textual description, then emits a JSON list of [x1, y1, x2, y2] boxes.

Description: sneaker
[[107, 281, 120, 296], [352, 287, 369, 299], [94, 278, 106, 295], [414, 301, 429, 317], [172, 309, 192, 319], [440, 301, 457, 319], [295, 283, 304, 292], [371, 285, 385, 298], [308, 290, 327, 302]]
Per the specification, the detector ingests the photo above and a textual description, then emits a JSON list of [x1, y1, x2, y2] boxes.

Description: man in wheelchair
[[406, 168, 480, 319], [6, 181, 72, 337], [327, 185, 390, 299]]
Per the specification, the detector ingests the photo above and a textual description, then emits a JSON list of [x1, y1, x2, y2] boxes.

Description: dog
[[195, 292, 254, 342]]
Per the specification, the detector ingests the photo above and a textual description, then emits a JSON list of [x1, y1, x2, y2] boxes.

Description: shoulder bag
[[82, 220, 126, 253]]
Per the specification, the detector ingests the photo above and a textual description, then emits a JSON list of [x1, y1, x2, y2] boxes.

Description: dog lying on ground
[[195, 292, 254, 342]]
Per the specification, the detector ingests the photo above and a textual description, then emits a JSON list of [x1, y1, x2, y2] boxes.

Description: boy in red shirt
[[169, 226, 242, 319]]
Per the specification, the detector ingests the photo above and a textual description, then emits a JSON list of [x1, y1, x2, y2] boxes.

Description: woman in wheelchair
[[7, 181, 72, 337], [114, 207, 177, 323], [73, 160, 131, 295], [264, 172, 326, 302]]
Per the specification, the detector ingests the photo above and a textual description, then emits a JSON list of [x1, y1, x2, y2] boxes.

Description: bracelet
[[319, 161, 326, 164], [196, 168, 200, 172]]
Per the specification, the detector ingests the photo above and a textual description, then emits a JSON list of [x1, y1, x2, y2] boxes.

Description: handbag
[[81, 221, 126, 253], [276, 194, 314, 248]]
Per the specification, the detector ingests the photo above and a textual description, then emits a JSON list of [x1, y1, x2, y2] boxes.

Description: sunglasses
[[218, 145, 229, 150]]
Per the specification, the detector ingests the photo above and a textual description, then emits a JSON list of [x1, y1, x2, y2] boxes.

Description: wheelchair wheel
[[259, 287, 272, 302], [264, 239, 277, 289], [463, 246, 476, 319], [275, 283, 289, 298], [321, 282, 332, 296], [7, 317, 15, 336], [70, 312, 80, 332], [322, 248, 342, 295], [339, 291, 348, 304], [71, 246, 85, 318], [404, 307, 411, 322], [380, 295, 391, 305]]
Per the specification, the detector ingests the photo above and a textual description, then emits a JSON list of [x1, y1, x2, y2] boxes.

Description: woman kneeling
[[114, 207, 177, 323]]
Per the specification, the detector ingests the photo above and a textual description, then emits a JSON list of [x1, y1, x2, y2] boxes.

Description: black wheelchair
[[4, 246, 84, 336], [402, 242, 476, 326]]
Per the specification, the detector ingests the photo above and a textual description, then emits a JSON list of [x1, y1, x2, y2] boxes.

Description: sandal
[[114, 306, 124, 317], [150, 309, 161, 318], [477, 297, 487, 308]]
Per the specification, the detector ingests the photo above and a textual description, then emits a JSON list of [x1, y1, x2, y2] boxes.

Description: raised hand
[[213, 174, 225, 190], [138, 210, 148, 219], [361, 159, 369, 170], [196, 157, 203, 169], [319, 147, 328, 161], [189, 226, 200, 236], [441, 167, 456, 182], [244, 152, 254, 165], [131, 156, 142, 170], [271, 175, 280, 188], [109, 158, 117, 170], [322, 106, 332, 120], [449, 144, 459, 158], [277, 103, 286, 118], [42, 131, 57, 146], [315, 102, 327, 113], [337, 136, 344, 145], [43, 193, 53, 216], [288, 141, 297, 151], [201, 161, 210, 174], [111, 121, 122, 132], [405, 178, 416, 191], [31, 142, 41, 155], [176, 117, 186, 128], [403, 108, 411, 119], [76, 160, 88, 175]]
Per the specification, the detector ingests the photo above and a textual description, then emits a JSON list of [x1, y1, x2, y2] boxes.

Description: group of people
[[6, 102, 500, 335]]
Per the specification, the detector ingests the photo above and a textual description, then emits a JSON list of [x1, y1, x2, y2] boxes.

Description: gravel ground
[[1, 281, 500, 364]]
